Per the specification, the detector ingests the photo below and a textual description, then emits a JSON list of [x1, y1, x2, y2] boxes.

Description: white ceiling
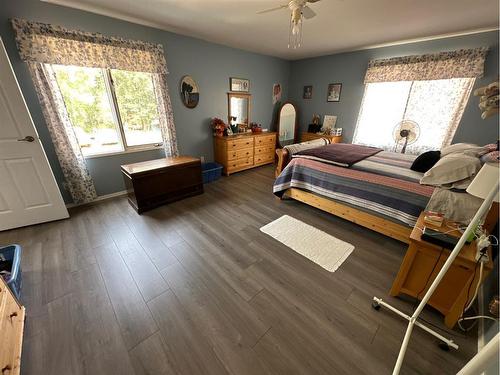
[[45, 0, 499, 60]]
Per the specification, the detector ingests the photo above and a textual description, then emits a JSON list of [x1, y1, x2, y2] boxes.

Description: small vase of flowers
[[250, 122, 262, 133], [211, 117, 227, 137]]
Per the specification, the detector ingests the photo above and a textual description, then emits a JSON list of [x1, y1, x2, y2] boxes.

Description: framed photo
[[273, 83, 282, 104], [230, 77, 250, 92], [323, 115, 337, 129], [303, 85, 313, 99], [327, 83, 342, 102]]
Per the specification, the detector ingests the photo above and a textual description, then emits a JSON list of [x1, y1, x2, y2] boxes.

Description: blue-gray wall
[[1, 0, 498, 203], [0, 0, 290, 202], [289, 31, 499, 145]]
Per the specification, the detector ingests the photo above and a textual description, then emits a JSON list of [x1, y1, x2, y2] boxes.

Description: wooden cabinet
[[300, 132, 342, 143], [121, 156, 203, 213], [390, 212, 493, 328], [0, 277, 25, 375], [214, 132, 276, 176]]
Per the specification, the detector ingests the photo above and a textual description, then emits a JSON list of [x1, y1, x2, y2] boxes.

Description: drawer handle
[[10, 312, 18, 320], [2, 365, 11, 374]]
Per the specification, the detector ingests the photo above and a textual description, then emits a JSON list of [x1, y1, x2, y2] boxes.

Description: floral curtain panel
[[11, 18, 167, 74], [364, 48, 489, 83], [29, 63, 98, 204], [153, 74, 179, 156], [11, 18, 179, 202]]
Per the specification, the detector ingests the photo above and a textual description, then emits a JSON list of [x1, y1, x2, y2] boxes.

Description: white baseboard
[[65, 190, 128, 209]]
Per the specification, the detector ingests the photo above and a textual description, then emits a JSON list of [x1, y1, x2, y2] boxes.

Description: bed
[[274, 142, 498, 244]]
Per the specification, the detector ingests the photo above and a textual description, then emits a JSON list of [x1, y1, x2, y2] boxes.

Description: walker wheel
[[372, 301, 381, 311], [437, 342, 450, 351]]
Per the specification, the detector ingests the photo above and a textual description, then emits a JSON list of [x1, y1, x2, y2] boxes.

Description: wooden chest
[[0, 277, 25, 375], [121, 156, 203, 213], [300, 132, 342, 143], [214, 132, 276, 176]]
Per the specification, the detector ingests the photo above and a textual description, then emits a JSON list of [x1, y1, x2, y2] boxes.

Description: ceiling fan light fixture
[[288, 7, 303, 48], [258, 0, 319, 49]]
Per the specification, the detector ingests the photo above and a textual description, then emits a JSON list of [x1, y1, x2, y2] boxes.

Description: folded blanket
[[284, 138, 329, 155], [293, 143, 383, 167]]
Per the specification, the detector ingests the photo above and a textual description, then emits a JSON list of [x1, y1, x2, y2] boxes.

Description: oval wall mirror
[[180, 75, 199, 108], [278, 102, 298, 147]]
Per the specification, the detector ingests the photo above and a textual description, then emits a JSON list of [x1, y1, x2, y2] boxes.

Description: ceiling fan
[[257, 0, 321, 49]]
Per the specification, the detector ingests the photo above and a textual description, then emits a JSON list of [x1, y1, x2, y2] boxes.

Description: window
[[353, 78, 475, 154], [51, 65, 162, 157]]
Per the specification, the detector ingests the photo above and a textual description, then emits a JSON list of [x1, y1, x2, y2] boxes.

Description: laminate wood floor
[[1, 165, 477, 375]]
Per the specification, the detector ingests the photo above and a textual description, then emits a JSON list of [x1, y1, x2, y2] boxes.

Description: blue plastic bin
[[0, 244, 22, 300], [202, 162, 223, 184]]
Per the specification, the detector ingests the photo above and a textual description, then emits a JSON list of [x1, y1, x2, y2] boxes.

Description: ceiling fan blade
[[256, 4, 288, 14], [302, 5, 316, 19]]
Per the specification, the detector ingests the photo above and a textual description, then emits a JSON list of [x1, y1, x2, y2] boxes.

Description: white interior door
[[0, 38, 68, 231]]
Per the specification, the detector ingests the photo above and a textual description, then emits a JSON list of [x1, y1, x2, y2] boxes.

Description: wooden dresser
[[121, 156, 203, 213], [214, 132, 276, 175], [0, 277, 25, 375], [300, 132, 342, 143]]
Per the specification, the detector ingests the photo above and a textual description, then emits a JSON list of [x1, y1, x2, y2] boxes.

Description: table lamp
[[466, 162, 500, 203]]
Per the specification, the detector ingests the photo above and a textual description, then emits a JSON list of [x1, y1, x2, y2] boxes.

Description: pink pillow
[[481, 151, 500, 163], [484, 143, 498, 152]]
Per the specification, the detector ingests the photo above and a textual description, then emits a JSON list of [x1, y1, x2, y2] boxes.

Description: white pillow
[[441, 143, 487, 157], [420, 153, 481, 187]]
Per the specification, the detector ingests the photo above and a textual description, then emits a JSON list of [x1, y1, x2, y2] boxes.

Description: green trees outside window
[[52, 64, 162, 156]]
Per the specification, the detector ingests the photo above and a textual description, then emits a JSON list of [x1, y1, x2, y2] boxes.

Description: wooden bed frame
[[275, 148, 498, 244]]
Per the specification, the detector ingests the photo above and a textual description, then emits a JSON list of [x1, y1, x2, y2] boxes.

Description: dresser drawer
[[227, 148, 253, 161], [255, 135, 276, 146], [227, 157, 254, 171], [227, 138, 254, 150], [254, 145, 275, 155], [254, 153, 274, 165]]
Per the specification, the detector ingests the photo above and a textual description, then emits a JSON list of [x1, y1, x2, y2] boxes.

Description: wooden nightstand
[[300, 132, 342, 143], [390, 212, 494, 328]]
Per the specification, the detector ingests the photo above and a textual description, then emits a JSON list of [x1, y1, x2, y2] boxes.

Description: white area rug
[[260, 215, 354, 272]]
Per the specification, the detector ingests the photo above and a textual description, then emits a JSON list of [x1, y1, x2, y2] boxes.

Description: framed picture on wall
[[230, 77, 250, 92], [303, 85, 313, 99], [327, 83, 342, 102], [273, 83, 282, 104]]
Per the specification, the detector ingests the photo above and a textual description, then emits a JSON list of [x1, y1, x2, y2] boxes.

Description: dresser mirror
[[228, 93, 251, 131], [278, 102, 298, 147]]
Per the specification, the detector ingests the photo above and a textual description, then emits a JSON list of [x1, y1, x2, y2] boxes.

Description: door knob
[[17, 136, 35, 142]]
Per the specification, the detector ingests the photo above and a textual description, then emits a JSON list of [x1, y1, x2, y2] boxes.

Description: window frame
[[352, 78, 475, 154], [52, 64, 163, 158]]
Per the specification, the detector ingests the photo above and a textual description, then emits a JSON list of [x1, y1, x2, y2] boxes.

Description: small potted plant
[[250, 122, 262, 133], [211, 117, 227, 137]]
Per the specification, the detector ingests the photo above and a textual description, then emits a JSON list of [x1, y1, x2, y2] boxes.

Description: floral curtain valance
[[364, 47, 489, 83], [10, 18, 168, 74]]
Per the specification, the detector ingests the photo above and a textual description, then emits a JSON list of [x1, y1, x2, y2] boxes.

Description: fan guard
[[393, 120, 420, 153]]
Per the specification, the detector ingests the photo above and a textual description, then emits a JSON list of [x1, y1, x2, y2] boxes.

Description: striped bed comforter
[[274, 151, 435, 227]]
